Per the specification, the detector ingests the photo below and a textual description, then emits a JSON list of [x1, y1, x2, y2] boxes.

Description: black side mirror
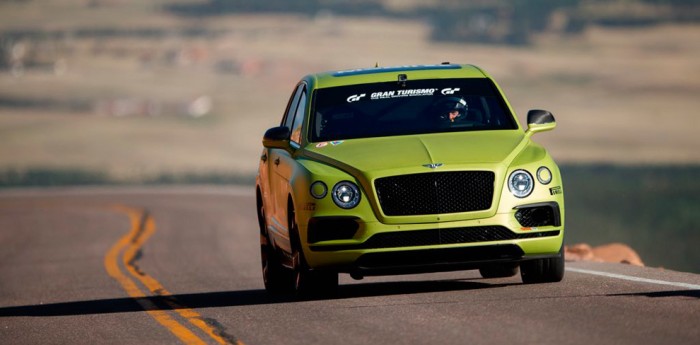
[[527, 109, 555, 125], [526, 109, 557, 135], [262, 126, 291, 149]]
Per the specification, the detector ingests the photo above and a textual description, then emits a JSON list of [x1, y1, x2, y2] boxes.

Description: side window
[[282, 83, 305, 129], [290, 89, 307, 145]]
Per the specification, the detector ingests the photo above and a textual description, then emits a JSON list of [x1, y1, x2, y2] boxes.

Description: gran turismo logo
[[346, 93, 366, 103], [441, 88, 460, 95]]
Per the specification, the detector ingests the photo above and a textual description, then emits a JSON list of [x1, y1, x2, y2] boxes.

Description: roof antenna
[[398, 73, 408, 87], [374, 62, 379, 68]]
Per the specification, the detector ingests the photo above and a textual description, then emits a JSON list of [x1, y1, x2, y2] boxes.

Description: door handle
[[261, 153, 267, 162], [274, 158, 280, 166]]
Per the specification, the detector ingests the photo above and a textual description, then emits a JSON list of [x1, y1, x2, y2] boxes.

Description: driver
[[434, 97, 468, 123]]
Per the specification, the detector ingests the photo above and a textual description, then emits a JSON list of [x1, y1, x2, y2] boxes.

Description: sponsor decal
[[441, 88, 460, 95], [346, 93, 366, 103], [370, 88, 437, 100], [422, 163, 443, 169], [316, 142, 329, 148], [549, 186, 563, 195], [330, 140, 344, 146], [303, 202, 316, 211]]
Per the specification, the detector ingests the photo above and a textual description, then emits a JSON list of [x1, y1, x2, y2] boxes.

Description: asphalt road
[[1, 186, 698, 345]]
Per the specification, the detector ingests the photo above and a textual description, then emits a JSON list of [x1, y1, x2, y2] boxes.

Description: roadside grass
[[562, 165, 700, 274], [1, 5, 699, 176], [0, 168, 254, 187]]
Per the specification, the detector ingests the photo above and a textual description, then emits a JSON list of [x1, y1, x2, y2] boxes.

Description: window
[[290, 89, 307, 145], [310, 78, 517, 142], [282, 83, 305, 129]]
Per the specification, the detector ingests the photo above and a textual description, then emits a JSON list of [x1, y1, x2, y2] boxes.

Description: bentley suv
[[256, 64, 565, 296]]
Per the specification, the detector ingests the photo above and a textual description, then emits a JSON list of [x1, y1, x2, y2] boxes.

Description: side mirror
[[526, 109, 556, 134], [262, 126, 291, 149]]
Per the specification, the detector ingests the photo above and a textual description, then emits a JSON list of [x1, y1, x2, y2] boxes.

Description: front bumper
[[301, 205, 564, 274]]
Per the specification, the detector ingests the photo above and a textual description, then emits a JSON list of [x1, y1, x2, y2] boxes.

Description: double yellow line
[[104, 205, 241, 345]]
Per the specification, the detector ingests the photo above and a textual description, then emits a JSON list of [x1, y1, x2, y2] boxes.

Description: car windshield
[[310, 78, 517, 142]]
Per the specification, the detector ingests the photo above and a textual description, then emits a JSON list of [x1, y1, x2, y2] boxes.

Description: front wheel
[[258, 193, 292, 294], [289, 206, 338, 298], [261, 234, 292, 294], [292, 254, 338, 298], [520, 247, 565, 284]]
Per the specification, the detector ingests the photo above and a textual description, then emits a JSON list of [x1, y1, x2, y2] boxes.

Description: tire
[[291, 247, 338, 298], [260, 234, 292, 294], [258, 190, 292, 294], [479, 263, 519, 278], [520, 246, 565, 284], [289, 204, 338, 298]]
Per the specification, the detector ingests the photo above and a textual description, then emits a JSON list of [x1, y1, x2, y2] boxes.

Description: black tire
[[289, 204, 338, 298], [260, 234, 292, 294], [258, 190, 292, 294], [292, 253, 338, 298], [520, 246, 565, 284], [479, 263, 519, 278]]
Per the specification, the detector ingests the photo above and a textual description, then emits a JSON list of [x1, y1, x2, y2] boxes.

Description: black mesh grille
[[310, 226, 560, 251], [374, 171, 494, 216], [514, 204, 560, 228]]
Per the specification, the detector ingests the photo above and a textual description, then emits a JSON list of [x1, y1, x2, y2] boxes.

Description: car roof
[[307, 64, 490, 89]]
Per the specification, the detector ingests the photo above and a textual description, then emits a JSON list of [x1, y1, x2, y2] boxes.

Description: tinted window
[[310, 78, 517, 142], [290, 89, 307, 145], [282, 83, 305, 129]]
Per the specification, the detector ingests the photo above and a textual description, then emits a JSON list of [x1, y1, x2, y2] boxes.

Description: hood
[[304, 130, 525, 173]]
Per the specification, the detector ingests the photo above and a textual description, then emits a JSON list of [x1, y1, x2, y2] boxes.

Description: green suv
[[256, 64, 565, 295]]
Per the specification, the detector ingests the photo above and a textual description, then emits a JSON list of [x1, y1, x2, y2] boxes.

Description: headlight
[[536, 166, 552, 185], [310, 181, 328, 199], [508, 170, 534, 198], [332, 181, 361, 209]]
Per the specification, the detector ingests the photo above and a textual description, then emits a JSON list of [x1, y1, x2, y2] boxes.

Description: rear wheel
[[479, 263, 519, 279], [520, 246, 565, 284]]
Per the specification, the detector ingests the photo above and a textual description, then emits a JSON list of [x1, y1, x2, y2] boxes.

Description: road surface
[[1, 186, 698, 345]]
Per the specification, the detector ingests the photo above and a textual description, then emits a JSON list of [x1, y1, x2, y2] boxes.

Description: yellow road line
[[105, 205, 239, 345]]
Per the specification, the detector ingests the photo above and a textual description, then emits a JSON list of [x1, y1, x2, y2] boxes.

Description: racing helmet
[[433, 97, 467, 122]]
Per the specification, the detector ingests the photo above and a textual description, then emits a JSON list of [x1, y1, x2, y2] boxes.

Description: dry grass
[[1, 1, 699, 177]]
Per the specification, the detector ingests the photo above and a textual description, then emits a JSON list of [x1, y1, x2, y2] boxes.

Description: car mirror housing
[[262, 126, 291, 149], [526, 109, 556, 134]]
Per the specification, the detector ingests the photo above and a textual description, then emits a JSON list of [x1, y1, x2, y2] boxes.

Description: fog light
[[536, 166, 552, 185], [310, 181, 328, 199]]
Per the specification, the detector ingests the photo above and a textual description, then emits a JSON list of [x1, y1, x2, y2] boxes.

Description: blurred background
[[1, 0, 699, 272]]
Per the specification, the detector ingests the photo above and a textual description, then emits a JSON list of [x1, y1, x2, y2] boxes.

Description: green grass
[[562, 164, 700, 273], [0, 168, 254, 187]]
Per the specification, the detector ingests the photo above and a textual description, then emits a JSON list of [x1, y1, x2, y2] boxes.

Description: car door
[[266, 83, 306, 252]]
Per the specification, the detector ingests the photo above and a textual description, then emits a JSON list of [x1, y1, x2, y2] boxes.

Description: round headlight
[[310, 181, 328, 199], [332, 181, 361, 209], [508, 170, 534, 198], [536, 166, 552, 185]]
